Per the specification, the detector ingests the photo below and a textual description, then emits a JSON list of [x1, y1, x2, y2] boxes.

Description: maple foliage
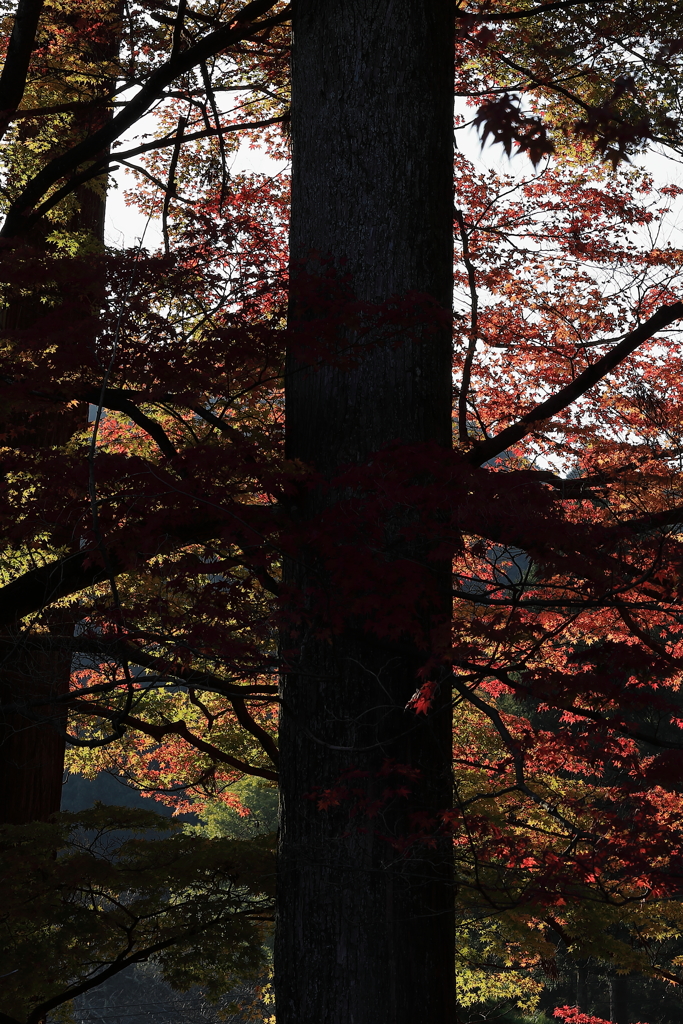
[[0, 805, 275, 1024], [457, 0, 683, 167], [4, 0, 683, 1018], [36, 152, 683, 1007], [3, 157, 683, 1007], [554, 1009, 649, 1024]]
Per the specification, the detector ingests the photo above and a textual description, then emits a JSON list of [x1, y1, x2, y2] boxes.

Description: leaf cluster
[[0, 804, 275, 1024]]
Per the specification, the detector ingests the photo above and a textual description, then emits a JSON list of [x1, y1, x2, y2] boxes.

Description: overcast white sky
[[104, 118, 683, 252], [103, 137, 289, 250]]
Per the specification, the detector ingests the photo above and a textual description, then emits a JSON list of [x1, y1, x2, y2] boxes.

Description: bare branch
[[455, 208, 479, 444], [162, 114, 187, 255]]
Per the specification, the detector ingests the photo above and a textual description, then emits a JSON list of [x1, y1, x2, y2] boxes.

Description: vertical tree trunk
[[0, 634, 72, 823], [277, 4, 455, 1023], [575, 963, 589, 1013], [0, 2, 114, 825], [609, 974, 628, 1024], [0, 204, 108, 826]]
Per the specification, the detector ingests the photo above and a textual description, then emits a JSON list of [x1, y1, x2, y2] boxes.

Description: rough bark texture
[[277, 3, 455, 1022]]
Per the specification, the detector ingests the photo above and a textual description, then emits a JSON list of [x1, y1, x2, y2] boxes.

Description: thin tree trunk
[[576, 964, 589, 1013], [277, 3, 455, 1023], [609, 974, 628, 1024]]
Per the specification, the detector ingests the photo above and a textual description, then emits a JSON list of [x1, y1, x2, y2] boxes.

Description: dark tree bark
[[609, 974, 629, 1024], [0, 247, 81, 822], [0, 633, 72, 823], [576, 963, 589, 1013], [0, 0, 44, 141], [0, 6, 113, 825], [277, 3, 456, 1023]]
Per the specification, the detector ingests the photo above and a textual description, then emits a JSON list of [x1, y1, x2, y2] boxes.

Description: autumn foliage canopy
[[3, 0, 683, 1019]]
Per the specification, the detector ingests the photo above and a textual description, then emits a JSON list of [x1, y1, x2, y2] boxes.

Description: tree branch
[[230, 696, 279, 765], [24, 920, 232, 1024], [84, 388, 180, 461], [0, 517, 226, 626], [21, 115, 286, 227], [458, 0, 608, 22], [69, 699, 278, 779], [455, 208, 479, 443], [469, 302, 683, 466], [0, 0, 291, 236], [0, 0, 44, 141], [52, 634, 278, 696], [162, 115, 187, 255]]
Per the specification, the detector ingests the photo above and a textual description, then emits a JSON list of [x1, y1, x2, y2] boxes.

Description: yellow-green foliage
[[64, 683, 277, 808], [0, 804, 275, 1024], [187, 776, 279, 840], [455, 906, 548, 1013]]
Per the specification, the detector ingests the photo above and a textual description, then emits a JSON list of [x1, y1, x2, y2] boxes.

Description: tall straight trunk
[[576, 964, 589, 1013], [0, 5, 114, 824], [0, 634, 72, 823], [277, 4, 455, 1023], [609, 974, 628, 1024], [0, 214, 85, 822]]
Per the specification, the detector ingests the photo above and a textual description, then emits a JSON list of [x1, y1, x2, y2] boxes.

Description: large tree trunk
[[277, 3, 455, 1022]]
